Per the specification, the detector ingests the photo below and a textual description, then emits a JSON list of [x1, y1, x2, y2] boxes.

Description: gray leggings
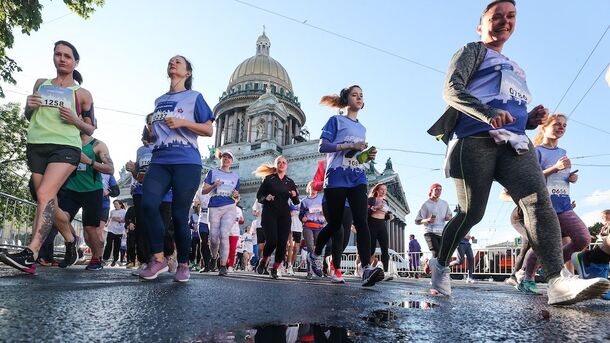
[[302, 228, 320, 255], [438, 136, 563, 281]]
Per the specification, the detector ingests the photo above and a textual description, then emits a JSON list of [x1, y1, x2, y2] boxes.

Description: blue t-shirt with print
[[320, 115, 367, 188], [454, 48, 530, 138], [131, 144, 173, 202], [536, 146, 572, 214], [204, 168, 240, 207], [150, 90, 214, 165]]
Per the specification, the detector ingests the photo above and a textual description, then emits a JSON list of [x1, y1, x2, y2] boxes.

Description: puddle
[[390, 301, 438, 310], [190, 323, 357, 342]]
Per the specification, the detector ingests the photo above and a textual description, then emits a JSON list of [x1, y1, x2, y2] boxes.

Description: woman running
[[103, 200, 126, 266], [426, 0, 609, 304], [517, 114, 591, 294], [300, 182, 327, 280], [368, 183, 395, 281], [202, 150, 240, 276], [254, 156, 300, 279], [307, 85, 384, 287], [227, 200, 244, 273], [139, 55, 214, 282], [1, 40, 95, 274], [286, 198, 303, 276]]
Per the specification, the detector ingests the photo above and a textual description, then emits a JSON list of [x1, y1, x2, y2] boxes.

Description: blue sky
[[2, 0, 609, 250]]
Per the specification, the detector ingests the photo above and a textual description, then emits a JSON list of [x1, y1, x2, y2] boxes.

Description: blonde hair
[[368, 183, 387, 198], [306, 181, 315, 195], [253, 155, 286, 178], [532, 113, 567, 146]]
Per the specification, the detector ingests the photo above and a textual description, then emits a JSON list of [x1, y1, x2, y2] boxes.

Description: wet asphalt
[[0, 265, 609, 342]]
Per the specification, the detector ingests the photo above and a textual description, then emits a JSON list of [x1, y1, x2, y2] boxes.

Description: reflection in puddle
[[365, 308, 397, 325], [193, 324, 355, 343], [391, 301, 438, 310]]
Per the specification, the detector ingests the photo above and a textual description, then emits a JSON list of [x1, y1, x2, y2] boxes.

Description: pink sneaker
[[174, 263, 190, 283], [139, 258, 168, 280]]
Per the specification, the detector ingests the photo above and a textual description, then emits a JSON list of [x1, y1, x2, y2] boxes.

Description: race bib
[[216, 179, 235, 197], [547, 171, 569, 197], [39, 85, 72, 109], [342, 155, 360, 168], [309, 205, 323, 214], [76, 162, 88, 171], [500, 69, 531, 104]]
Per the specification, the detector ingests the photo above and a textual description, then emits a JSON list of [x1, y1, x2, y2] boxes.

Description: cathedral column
[[247, 116, 252, 142], [267, 113, 273, 141], [215, 115, 224, 147]]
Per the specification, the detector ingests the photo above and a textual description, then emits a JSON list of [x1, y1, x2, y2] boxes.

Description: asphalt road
[[1, 265, 609, 342]]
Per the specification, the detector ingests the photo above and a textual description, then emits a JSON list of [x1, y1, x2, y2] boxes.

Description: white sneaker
[[515, 269, 525, 284], [384, 274, 394, 282], [287, 265, 294, 276], [547, 268, 610, 305], [168, 255, 177, 273], [430, 258, 451, 296], [331, 273, 345, 284], [466, 277, 475, 284], [227, 266, 235, 273]]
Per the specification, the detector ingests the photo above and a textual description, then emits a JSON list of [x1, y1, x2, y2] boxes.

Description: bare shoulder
[[76, 87, 93, 101], [33, 78, 47, 92]]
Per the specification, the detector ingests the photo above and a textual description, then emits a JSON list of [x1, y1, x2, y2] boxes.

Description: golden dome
[[227, 32, 293, 92]]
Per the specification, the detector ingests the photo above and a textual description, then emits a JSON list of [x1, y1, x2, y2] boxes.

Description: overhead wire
[[567, 61, 610, 118]]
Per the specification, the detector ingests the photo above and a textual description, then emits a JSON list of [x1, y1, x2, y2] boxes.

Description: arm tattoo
[[101, 153, 113, 165]]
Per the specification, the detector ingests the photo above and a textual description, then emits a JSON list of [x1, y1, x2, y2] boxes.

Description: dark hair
[[176, 55, 193, 90], [320, 85, 362, 109], [113, 199, 125, 209], [54, 40, 83, 84], [481, 0, 516, 22]]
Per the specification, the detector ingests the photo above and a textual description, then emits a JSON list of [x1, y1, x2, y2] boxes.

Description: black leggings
[[103, 232, 121, 262], [126, 232, 137, 263], [369, 217, 389, 272], [133, 195, 174, 264], [315, 185, 371, 268], [424, 233, 442, 258], [199, 232, 211, 268], [261, 210, 291, 264], [322, 205, 353, 269], [438, 137, 563, 280], [190, 236, 201, 264]]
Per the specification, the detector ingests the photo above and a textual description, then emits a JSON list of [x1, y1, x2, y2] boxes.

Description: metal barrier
[[0, 191, 83, 255]]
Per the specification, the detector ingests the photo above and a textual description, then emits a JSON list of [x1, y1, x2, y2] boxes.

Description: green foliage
[[589, 222, 603, 237], [0, 0, 104, 97], [0, 102, 31, 200]]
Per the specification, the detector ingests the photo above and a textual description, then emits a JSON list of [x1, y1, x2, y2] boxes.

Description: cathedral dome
[[227, 32, 293, 92]]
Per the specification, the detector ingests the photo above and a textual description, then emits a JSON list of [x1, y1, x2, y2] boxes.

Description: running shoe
[[362, 265, 384, 287], [466, 277, 476, 284], [384, 274, 394, 282], [331, 269, 345, 284], [227, 266, 235, 273], [270, 268, 281, 279], [210, 257, 218, 272], [110, 261, 117, 267], [139, 259, 169, 280], [174, 263, 190, 282], [0, 248, 37, 274], [256, 260, 266, 275], [516, 280, 542, 295], [218, 265, 228, 276], [126, 262, 136, 269], [547, 268, 610, 305], [37, 258, 56, 267], [199, 265, 210, 273], [308, 252, 323, 277], [306, 272, 314, 280], [132, 263, 147, 276], [429, 258, 451, 296], [85, 258, 103, 271], [59, 236, 80, 268], [286, 265, 294, 276], [167, 255, 177, 273], [424, 260, 431, 274]]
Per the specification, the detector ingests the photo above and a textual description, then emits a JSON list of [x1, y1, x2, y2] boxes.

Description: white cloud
[[580, 210, 604, 227], [582, 189, 610, 207]]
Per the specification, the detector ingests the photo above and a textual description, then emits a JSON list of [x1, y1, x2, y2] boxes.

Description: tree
[[589, 222, 604, 238], [0, 0, 104, 97], [0, 102, 30, 200]]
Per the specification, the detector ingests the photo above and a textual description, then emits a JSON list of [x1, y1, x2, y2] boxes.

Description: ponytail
[[253, 163, 277, 178], [73, 70, 83, 84], [320, 85, 362, 110]]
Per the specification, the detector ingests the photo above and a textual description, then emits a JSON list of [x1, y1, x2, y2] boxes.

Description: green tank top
[[66, 138, 103, 192], [26, 79, 82, 149]]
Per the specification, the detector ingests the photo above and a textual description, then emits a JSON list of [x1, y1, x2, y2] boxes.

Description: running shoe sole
[[331, 277, 345, 284], [362, 268, 384, 287], [0, 253, 37, 274], [139, 265, 169, 280], [549, 279, 610, 305]]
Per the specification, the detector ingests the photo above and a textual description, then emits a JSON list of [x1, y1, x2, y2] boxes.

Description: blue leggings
[[142, 163, 201, 264]]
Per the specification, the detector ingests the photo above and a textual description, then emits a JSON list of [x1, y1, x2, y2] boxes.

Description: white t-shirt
[[415, 199, 452, 235], [231, 207, 244, 236], [242, 232, 254, 253], [198, 193, 210, 225], [107, 209, 127, 235]]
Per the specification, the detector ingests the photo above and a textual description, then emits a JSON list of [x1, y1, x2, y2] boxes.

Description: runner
[[189, 204, 201, 270], [426, 0, 610, 304], [139, 55, 214, 282], [368, 183, 395, 281], [415, 184, 452, 269], [300, 182, 327, 280], [286, 198, 303, 276], [197, 193, 212, 272], [254, 156, 300, 279], [1, 41, 96, 274], [307, 85, 384, 287], [227, 200, 244, 273], [202, 150, 240, 276], [241, 226, 255, 272], [102, 200, 126, 267]]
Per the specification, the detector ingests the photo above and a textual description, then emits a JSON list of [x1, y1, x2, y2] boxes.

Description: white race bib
[[76, 162, 88, 171], [39, 85, 72, 109], [342, 155, 360, 168], [309, 205, 323, 214], [216, 179, 235, 197], [500, 69, 531, 104], [547, 172, 569, 197]]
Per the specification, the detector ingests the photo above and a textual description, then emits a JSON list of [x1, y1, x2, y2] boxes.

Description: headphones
[[340, 85, 364, 109]]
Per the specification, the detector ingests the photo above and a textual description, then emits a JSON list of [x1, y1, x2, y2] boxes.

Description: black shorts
[[100, 208, 110, 222], [256, 227, 265, 244], [59, 189, 104, 227], [26, 144, 80, 174], [291, 231, 302, 243]]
